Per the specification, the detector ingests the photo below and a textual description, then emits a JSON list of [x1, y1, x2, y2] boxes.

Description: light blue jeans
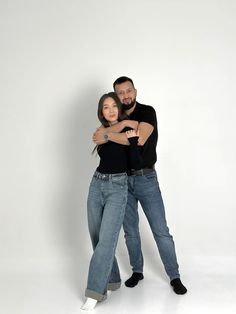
[[86, 171, 128, 301], [123, 169, 180, 281]]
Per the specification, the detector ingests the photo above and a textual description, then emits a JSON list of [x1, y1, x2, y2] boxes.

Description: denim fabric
[[86, 171, 128, 301], [123, 170, 180, 281]]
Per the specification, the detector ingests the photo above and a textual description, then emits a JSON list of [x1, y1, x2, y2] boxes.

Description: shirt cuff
[[128, 136, 139, 146]]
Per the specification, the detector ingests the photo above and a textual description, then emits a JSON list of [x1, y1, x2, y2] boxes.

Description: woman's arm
[[126, 130, 143, 170]]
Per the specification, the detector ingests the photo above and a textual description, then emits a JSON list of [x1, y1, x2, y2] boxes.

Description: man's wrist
[[103, 133, 109, 142]]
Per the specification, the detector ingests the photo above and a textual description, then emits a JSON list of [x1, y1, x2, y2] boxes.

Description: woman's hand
[[126, 129, 139, 138]]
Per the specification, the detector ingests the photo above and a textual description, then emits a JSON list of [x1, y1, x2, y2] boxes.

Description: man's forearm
[[105, 121, 125, 133], [104, 120, 139, 133], [93, 120, 139, 145], [107, 132, 129, 145]]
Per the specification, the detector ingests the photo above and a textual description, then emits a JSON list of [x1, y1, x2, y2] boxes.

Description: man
[[93, 76, 187, 295]]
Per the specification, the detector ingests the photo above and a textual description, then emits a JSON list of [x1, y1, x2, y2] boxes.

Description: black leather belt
[[129, 166, 154, 176]]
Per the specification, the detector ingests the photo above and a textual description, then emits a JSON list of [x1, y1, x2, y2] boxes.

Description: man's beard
[[122, 98, 136, 111]]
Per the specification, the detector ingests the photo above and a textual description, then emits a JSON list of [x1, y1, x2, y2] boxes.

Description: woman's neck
[[109, 120, 118, 126]]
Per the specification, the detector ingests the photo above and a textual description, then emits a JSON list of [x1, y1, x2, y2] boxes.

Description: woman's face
[[102, 97, 119, 125]]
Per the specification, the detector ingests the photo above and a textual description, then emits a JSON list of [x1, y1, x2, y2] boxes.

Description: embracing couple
[[81, 76, 187, 311]]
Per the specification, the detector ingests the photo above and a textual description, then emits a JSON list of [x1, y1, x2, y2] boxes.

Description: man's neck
[[125, 102, 137, 116]]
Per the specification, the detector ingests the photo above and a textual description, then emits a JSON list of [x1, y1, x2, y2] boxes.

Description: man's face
[[114, 81, 137, 108]]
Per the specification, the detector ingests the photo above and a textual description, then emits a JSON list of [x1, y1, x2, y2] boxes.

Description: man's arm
[[115, 121, 154, 146], [101, 120, 125, 133], [93, 128, 130, 145], [97, 120, 138, 133], [137, 122, 154, 146], [93, 120, 139, 145], [93, 121, 153, 146]]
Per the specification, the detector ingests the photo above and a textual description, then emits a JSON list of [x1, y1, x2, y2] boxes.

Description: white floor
[[0, 256, 236, 314]]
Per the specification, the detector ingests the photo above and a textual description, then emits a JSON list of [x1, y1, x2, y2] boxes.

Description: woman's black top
[[96, 135, 142, 174]]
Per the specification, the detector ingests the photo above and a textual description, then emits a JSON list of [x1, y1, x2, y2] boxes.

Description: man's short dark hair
[[113, 76, 135, 90]]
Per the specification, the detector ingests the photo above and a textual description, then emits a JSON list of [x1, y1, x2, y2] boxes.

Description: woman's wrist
[[127, 136, 139, 146]]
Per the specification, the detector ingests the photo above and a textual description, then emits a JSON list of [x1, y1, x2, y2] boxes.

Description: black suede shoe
[[125, 272, 144, 288], [170, 278, 187, 295]]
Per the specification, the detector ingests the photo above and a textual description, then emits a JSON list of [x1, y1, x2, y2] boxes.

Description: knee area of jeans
[[154, 232, 173, 240], [96, 240, 118, 253]]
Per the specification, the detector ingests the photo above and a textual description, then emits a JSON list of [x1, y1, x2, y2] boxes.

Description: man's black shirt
[[128, 102, 158, 168]]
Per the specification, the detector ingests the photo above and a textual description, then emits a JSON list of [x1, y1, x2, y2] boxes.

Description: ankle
[[125, 272, 144, 288], [80, 297, 97, 311]]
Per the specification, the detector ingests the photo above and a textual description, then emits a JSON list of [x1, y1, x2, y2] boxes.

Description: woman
[[81, 92, 141, 310]]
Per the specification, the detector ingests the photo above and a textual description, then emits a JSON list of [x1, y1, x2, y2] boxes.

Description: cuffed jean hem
[[85, 289, 107, 302], [107, 281, 121, 291], [132, 270, 143, 274], [170, 275, 180, 281]]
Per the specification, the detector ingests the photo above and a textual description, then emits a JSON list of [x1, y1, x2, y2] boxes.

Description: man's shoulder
[[136, 102, 156, 112]]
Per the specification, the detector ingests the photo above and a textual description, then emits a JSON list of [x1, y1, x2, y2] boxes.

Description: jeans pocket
[[144, 171, 157, 181]]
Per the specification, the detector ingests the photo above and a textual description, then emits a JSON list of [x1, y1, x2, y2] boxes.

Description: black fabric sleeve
[[127, 136, 142, 170], [139, 105, 157, 127]]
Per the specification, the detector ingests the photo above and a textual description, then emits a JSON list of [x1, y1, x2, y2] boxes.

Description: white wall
[[0, 0, 236, 274]]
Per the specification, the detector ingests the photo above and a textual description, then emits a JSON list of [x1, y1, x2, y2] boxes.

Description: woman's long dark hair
[[93, 92, 127, 154]]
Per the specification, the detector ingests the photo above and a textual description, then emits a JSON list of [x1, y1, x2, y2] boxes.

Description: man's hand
[[93, 127, 107, 145]]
